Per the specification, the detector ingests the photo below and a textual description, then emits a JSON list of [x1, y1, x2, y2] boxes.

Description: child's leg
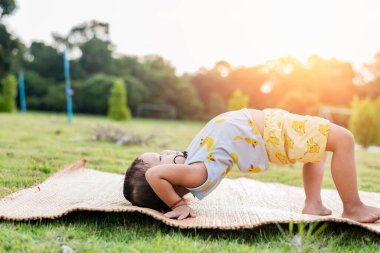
[[326, 123, 380, 222], [302, 153, 332, 215]]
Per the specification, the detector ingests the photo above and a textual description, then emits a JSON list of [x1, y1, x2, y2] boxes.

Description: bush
[[207, 92, 226, 117], [41, 84, 67, 112], [23, 70, 57, 110], [375, 96, 380, 145], [108, 79, 131, 121], [73, 74, 116, 114], [349, 97, 379, 148], [174, 79, 204, 120], [228, 89, 249, 111], [0, 74, 17, 112], [277, 89, 320, 115], [124, 74, 149, 110], [329, 111, 350, 128]]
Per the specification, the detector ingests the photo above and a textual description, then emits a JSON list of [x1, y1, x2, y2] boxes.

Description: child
[[123, 108, 380, 222]]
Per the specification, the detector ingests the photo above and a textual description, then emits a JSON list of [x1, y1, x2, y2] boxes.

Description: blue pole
[[18, 71, 26, 113], [63, 48, 73, 123]]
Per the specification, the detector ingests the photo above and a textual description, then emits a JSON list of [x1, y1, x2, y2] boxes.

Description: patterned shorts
[[263, 109, 330, 165]]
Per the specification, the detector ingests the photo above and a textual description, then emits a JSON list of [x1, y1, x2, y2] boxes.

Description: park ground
[[0, 112, 379, 252]]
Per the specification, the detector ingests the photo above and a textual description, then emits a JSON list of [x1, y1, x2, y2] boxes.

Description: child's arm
[[145, 163, 207, 219]]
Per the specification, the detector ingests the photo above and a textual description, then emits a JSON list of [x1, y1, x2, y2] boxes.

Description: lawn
[[0, 112, 379, 252]]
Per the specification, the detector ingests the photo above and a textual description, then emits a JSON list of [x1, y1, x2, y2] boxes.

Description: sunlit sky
[[4, 0, 380, 74]]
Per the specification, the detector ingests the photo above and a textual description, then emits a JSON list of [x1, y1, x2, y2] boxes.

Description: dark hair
[[123, 158, 171, 213]]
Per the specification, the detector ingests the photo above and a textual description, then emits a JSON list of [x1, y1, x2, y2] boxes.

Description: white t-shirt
[[184, 108, 269, 200]]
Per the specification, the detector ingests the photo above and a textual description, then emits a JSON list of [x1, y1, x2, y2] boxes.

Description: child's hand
[[164, 204, 196, 220]]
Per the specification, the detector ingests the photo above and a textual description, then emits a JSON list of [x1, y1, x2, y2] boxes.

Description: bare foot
[[302, 201, 332, 216], [342, 204, 380, 223]]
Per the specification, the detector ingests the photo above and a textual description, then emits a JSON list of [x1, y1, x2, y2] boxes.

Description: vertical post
[[63, 47, 73, 123], [18, 71, 26, 113]]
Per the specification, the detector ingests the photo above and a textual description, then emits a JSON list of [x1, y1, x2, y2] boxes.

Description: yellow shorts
[[263, 109, 330, 165]]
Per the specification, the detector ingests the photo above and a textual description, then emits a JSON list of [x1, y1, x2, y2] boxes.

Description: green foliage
[[108, 79, 131, 121], [0, 0, 16, 19], [0, 74, 17, 112], [207, 92, 226, 117], [375, 96, 380, 144], [110, 55, 144, 77], [24, 42, 64, 82], [23, 70, 51, 97], [0, 0, 18, 76], [277, 88, 320, 115], [22, 70, 57, 110], [69, 60, 87, 80], [191, 65, 232, 106], [275, 222, 330, 252], [174, 77, 204, 120], [361, 53, 380, 99], [5, 18, 379, 119], [124, 74, 148, 109], [330, 113, 350, 128], [73, 74, 116, 114], [139, 55, 178, 105], [0, 24, 19, 76], [53, 20, 110, 50], [79, 38, 113, 75], [349, 97, 379, 148], [41, 84, 67, 112], [228, 89, 249, 111]]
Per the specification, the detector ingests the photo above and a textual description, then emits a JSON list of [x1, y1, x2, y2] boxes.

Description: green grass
[[0, 112, 379, 252]]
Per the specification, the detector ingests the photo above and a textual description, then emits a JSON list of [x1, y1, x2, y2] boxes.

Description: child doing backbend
[[123, 108, 380, 222]]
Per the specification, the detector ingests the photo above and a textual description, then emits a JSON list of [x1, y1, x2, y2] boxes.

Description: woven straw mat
[[0, 159, 379, 233]]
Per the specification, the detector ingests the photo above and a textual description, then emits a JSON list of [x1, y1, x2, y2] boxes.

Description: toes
[[361, 214, 380, 223]]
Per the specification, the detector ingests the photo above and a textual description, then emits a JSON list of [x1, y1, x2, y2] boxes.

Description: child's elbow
[[145, 168, 158, 183], [145, 169, 153, 181]]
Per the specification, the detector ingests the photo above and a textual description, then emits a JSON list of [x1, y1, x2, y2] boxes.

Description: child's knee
[[326, 124, 355, 152], [342, 129, 355, 145]]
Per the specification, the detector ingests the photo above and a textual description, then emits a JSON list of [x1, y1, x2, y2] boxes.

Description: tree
[[79, 38, 113, 75], [375, 96, 380, 145], [228, 89, 249, 111], [307, 55, 355, 106], [191, 62, 233, 114], [349, 98, 378, 148], [0, 74, 17, 112], [123, 74, 148, 110], [359, 52, 380, 99], [207, 92, 226, 117], [52, 20, 113, 77], [0, 24, 20, 76], [139, 55, 178, 105], [41, 84, 67, 112], [174, 74, 204, 119], [0, 0, 16, 19], [227, 66, 268, 109], [22, 70, 55, 110], [0, 0, 19, 76], [277, 89, 320, 115], [52, 20, 110, 50], [73, 74, 116, 114], [108, 79, 131, 121], [24, 41, 64, 81]]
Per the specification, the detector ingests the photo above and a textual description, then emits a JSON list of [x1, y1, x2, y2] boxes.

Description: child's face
[[139, 150, 185, 167]]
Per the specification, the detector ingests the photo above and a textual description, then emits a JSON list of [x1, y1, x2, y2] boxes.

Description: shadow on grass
[[7, 211, 379, 244]]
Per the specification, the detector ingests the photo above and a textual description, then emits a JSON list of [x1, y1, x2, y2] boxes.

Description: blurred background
[[2, 2, 380, 251], [1, 0, 380, 147]]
